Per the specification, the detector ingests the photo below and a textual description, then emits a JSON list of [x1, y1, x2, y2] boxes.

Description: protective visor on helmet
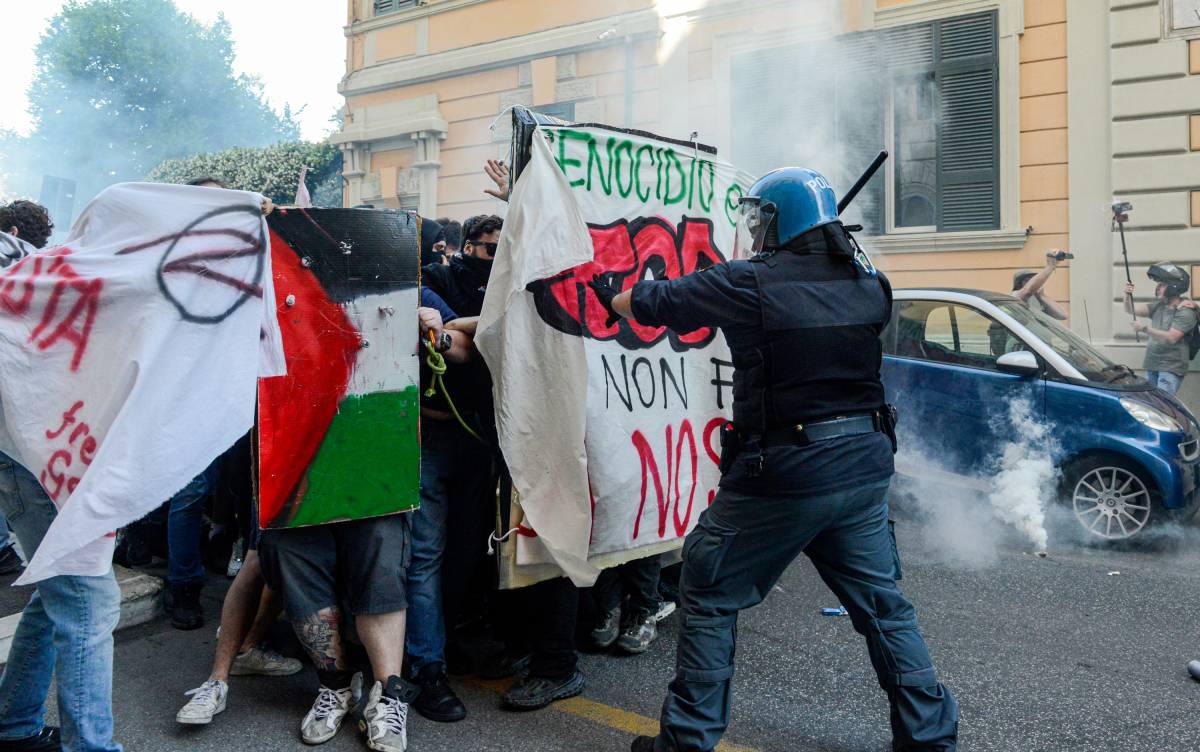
[[734, 196, 776, 257], [1148, 261, 1183, 282]]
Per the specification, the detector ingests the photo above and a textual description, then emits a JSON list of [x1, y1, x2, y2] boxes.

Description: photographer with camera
[[1124, 262, 1197, 396], [1011, 250, 1070, 321]]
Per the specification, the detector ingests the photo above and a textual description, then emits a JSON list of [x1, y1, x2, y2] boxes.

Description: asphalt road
[[30, 506, 1200, 752]]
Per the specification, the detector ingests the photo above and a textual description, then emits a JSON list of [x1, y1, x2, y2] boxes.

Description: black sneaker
[[616, 612, 657, 655], [501, 670, 584, 710], [165, 582, 204, 630], [0, 727, 61, 751], [590, 606, 621, 649], [0, 546, 23, 575], [411, 665, 467, 722], [631, 737, 656, 752], [477, 650, 532, 680]]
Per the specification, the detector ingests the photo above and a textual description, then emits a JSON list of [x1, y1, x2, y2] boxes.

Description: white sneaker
[[300, 683, 355, 744], [230, 645, 303, 676], [359, 680, 409, 752], [176, 679, 228, 725], [654, 600, 677, 622]]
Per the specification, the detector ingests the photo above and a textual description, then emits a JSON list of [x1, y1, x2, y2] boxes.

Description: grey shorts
[[258, 513, 412, 621]]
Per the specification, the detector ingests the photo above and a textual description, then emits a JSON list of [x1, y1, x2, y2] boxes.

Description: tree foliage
[[147, 141, 343, 207], [8, 0, 299, 205]]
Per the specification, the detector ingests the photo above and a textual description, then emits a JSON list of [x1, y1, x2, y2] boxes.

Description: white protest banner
[[0, 182, 283, 583], [479, 122, 751, 586], [477, 127, 596, 585]]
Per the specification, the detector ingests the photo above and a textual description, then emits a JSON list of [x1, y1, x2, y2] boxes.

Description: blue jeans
[[406, 421, 489, 674], [0, 509, 13, 552], [0, 452, 122, 752], [1146, 370, 1184, 396], [167, 470, 212, 587], [656, 478, 957, 752]]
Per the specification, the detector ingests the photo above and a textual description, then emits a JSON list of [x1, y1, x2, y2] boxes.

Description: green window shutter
[[935, 11, 999, 231], [732, 36, 885, 234], [835, 31, 885, 234], [374, 0, 415, 16], [730, 45, 827, 181]]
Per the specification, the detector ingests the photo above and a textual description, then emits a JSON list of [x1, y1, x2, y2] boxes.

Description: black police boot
[[0, 727, 61, 751], [501, 669, 584, 710], [631, 736, 662, 752], [411, 664, 467, 722], [166, 582, 204, 630], [0, 545, 23, 575]]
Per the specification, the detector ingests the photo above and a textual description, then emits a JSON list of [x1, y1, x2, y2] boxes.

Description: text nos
[[529, 217, 725, 350], [632, 417, 724, 541]]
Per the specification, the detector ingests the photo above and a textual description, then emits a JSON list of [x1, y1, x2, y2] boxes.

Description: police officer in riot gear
[[590, 167, 958, 752]]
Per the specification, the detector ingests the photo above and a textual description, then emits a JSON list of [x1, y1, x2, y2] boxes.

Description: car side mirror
[[996, 350, 1040, 377]]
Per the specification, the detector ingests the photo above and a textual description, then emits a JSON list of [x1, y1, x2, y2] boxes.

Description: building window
[[1165, 0, 1200, 38], [730, 11, 999, 235], [374, 0, 416, 16], [893, 72, 938, 229]]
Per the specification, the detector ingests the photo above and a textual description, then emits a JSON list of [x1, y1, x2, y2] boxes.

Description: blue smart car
[[881, 288, 1200, 541]]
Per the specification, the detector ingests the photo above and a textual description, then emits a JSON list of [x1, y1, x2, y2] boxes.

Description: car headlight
[[1120, 397, 1182, 433]]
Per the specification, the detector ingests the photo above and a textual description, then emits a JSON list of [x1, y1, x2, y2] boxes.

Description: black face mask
[[458, 253, 494, 287]]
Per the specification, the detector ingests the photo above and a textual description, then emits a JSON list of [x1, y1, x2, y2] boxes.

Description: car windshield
[[994, 300, 1141, 385]]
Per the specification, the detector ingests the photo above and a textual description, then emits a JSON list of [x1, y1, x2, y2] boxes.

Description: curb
[[0, 564, 163, 664]]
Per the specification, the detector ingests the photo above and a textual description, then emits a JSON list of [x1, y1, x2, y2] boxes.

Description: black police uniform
[[629, 223, 958, 752]]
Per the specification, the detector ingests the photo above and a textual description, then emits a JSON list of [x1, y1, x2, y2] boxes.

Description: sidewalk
[[0, 564, 163, 663]]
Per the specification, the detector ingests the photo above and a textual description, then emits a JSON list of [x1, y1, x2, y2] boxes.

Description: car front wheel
[[1065, 457, 1155, 541]]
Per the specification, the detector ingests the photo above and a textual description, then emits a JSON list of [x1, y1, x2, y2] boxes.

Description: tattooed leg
[[294, 607, 347, 673]]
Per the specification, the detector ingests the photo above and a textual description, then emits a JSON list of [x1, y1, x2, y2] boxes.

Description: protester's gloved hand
[[588, 274, 622, 327]]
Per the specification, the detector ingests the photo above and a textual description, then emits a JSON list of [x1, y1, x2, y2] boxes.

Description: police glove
[[588, 274, 622, 327]]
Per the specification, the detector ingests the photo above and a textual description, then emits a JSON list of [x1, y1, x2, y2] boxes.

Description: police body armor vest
[[732, 239, 891, 434]]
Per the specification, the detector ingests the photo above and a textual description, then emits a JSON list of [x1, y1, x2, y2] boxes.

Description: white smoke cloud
[[986, 398, 1056, 552], [894, 397, 1058, 566]]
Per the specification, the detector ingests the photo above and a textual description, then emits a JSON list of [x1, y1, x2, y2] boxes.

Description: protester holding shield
[[591, 166, 958, 752]]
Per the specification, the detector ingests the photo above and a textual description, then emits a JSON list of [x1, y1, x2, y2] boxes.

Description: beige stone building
[[333, 0, 1200, 400]]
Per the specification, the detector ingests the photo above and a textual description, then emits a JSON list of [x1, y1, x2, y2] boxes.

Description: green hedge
[[146, 141, 342, 206]]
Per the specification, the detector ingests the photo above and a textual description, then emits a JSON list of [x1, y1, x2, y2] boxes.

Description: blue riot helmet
[[734, 167, 840, 256]]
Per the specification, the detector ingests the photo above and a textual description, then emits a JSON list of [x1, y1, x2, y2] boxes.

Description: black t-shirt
[[422, 259, 493, 420]]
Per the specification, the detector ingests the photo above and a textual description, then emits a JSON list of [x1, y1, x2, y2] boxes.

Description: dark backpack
[[1183, 304, 1200, 359]]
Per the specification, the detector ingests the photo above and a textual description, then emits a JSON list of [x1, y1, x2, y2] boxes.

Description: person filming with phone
[[1011, 250, 1070, 321]]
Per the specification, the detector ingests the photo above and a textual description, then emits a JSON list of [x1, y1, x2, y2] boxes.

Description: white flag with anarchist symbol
[[0, 182, 284, 584]]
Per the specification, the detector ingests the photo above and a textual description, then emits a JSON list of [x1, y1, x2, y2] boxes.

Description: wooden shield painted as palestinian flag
[[257, 208, 420, 529]]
